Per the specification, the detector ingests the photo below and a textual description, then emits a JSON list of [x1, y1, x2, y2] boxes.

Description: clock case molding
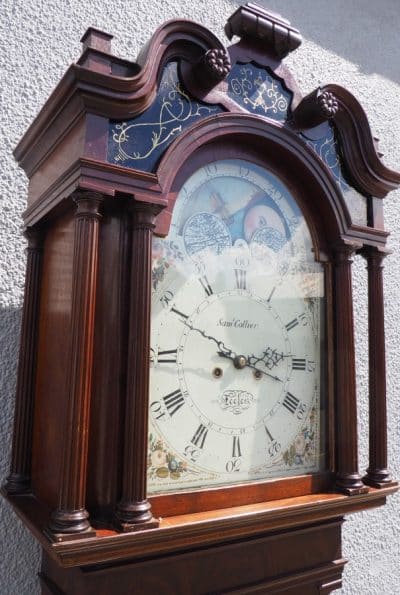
[[4, 4, 400, 594]]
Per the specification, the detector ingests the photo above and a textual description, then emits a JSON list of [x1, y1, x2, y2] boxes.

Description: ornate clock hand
[[182, 321, 237, 359], [247, 347, 290, 370], [180, 321, 284, 382]]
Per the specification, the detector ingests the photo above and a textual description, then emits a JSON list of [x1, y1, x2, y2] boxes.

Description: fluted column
[[333, 245, 368, 495], [114, 201, 161, 532], [5, 229, 42, 494], [47, 191, 103, 540], [362, 247, 395, 488]]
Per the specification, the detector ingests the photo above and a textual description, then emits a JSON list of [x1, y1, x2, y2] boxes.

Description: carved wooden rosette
[[6, 229, 42, 495], [362, 247, 394, 488], [333, 245, 368, 495], [47, 191, 103, 540], [202, 48, 231, 81], [114, 201, 162, 532], [292, 89, 339, 129]]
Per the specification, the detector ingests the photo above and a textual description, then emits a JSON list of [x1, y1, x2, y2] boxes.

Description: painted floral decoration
[[148, 434, 188, 480], [282, 407, 317, 467]]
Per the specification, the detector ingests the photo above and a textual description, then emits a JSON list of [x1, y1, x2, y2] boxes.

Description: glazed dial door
[[148, 159, 325, 494]]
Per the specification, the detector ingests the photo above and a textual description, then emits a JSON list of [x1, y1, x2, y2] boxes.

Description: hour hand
[[247, 347, 287, 370]]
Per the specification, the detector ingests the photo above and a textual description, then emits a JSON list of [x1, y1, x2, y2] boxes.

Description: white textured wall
[[1, 1, 399, 593]]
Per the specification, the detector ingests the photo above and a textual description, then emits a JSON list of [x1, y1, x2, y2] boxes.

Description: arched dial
[[148, 159, 324, 493]]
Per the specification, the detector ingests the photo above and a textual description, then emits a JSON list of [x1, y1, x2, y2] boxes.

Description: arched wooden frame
[[110, 113, 365, 521]]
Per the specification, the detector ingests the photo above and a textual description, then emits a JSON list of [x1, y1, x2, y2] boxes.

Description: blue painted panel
[[226, 62, 292, 122], [301, 125, 368, 225], [108, 62, 223, 172]]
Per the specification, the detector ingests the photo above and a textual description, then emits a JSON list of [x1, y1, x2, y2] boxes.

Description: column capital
[[23, 227, 43, 251], [130, 200, 164, 229], [333, 240, 362, 262], [71, 190, 104, 219], [359, 244, 391, 263]]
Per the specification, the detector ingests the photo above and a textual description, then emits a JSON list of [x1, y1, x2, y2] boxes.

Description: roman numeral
[[191, 424, 208, 449], [285, 317, 299, 332], [157, 349, 178, 363], [292, 358, 306, 371], [234, 269, 247, 290], [199, 276, 213, 296], [265, 425, 281, 457], [171, 307, 188, 320], [163, 389, 185, 416], [283, 392, 300, 414], [232, 436, 242, 458], [205, 163, 218, 176]]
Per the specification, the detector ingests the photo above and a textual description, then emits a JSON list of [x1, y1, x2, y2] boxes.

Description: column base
[[46, 508, 96, 542], [363, 469, 398, 489], [4, 473, 31, 495], [44, 525, 97, 543], [114, 517, 160, 533], [335, 473, 369, 495], [114, 500, 159, 532]]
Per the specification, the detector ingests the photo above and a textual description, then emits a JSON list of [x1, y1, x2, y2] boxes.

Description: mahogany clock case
[[3, 3, 400, 595]]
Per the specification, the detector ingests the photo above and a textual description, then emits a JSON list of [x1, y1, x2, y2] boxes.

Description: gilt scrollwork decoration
[[108, 62, 222, 171], [303, 126, 367, 225], [227, 63, 291, 121], [303, 127, 347, 190]]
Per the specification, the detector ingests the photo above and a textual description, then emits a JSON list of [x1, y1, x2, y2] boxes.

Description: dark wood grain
[[225, 3, 302, 58], [113, 201, 162, 531], [321, 83, 400, 198], [47, 191, 103, 538], [333, 245, 368, 495], [3, 487, 396, 569], [31, 212, 75, 509], [86, 200, 131, 521], [362, 247, 396, 488], [150, 473, 330, 518], [39, 520, 344, 594]]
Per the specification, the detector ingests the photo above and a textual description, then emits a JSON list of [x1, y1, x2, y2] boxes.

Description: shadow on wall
[[229, 0, 400, 83], [0, 306, 41, 593], [0, 307, 21, 478]]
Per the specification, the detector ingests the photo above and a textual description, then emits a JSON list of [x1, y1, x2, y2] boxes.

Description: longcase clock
[[3, 4, 400, 594]]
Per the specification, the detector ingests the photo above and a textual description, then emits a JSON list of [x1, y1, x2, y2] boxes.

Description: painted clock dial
[[148, 159, 325, 494]]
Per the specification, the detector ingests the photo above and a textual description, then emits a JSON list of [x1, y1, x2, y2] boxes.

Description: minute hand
[[183, 322, 237, 359]]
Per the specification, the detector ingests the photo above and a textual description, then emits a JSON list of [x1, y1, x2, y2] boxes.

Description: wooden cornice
[[293, 85, 400, 198], [13, 10, 399, 204], [13, 19, 228, 174], [327, 84, 400, 198]]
